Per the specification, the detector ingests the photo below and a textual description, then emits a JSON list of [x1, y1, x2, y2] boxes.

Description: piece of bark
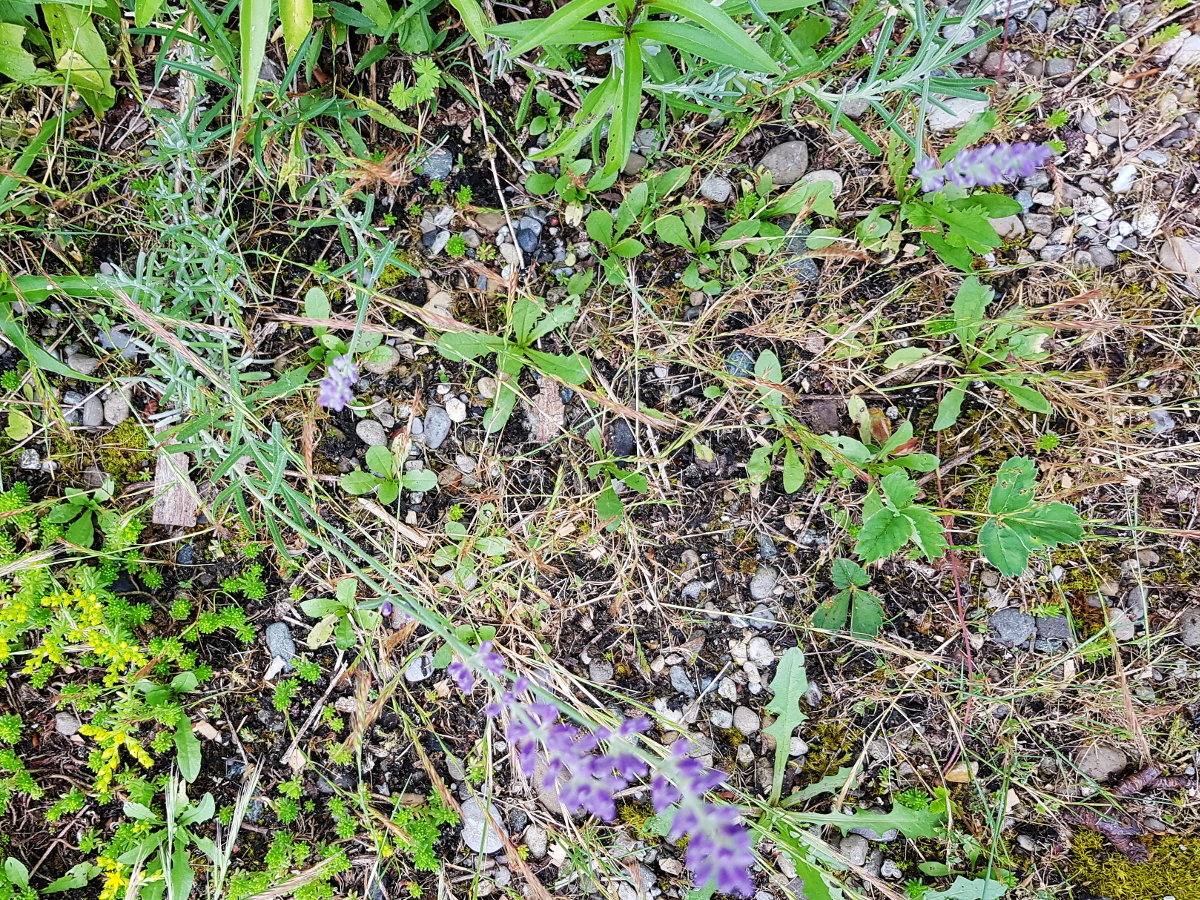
[[151, 449, 198, 526], [528, 377, 564, 443]]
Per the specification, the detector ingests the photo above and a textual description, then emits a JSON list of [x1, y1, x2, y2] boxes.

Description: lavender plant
[[912, 143, 1052, 193], [452, 644, 757, 895], [317, 355, 360, 411]]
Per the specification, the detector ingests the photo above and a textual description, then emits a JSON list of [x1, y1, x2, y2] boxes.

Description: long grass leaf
[[239, 0, 273, 120], [647, 0, 777, 72]]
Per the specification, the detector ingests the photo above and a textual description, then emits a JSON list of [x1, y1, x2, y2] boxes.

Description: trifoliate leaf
[[855, 509, 910, 562], [985, 457, 1038, 514], [979, 503, 1084, 577]]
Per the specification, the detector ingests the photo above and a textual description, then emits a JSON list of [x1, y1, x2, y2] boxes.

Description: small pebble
[[445, 397, 467, 423], [669, 665, 696, 698], [733, 706, 760, 735], [356, 419, 387, 447], [405, 654, 434, 682], [711, 709, 734, 729], [749, 566, 778, 600], [423, 406, 452, 449]]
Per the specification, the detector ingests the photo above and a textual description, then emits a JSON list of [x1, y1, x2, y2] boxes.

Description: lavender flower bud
[[913, 142, 1051, 192], [913, 157, 946, 192], [317, 354, 359, 411]]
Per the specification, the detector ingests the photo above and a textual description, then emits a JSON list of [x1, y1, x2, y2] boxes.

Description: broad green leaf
[[304, 287, 330, 333], [648, 0, 777, 72], [525, 348, 589, 385], [65, 511, 94, 547], [527, 301, 579, 344], [951, 275, 991, 352], [830, 557, 869, 589], [879, 471, 918, 510], [44, 862, 100, 893], [604, 34, 642, 177], [746, 444, 773, 484], [937, 109, 997, 163], [300, 597, 344, 618], [511, 297, 542, 346], [475, 536, 512, 556], [781, 767, 856, 806], [280, 0, 312, 59], [850, 590, 883, 638], [447, 0, 490, 49], [5, 410, 33, 440], [798, 801, 945, 839], [433, 643, 453, 668], [525, 172, 556, 194], [377, 480, 399, 505], [306, 613, 339, 649], [238, 0, 272, 120], [171, 671, 199, 693], [782, 441, 804, 493], [655, 214, 692, 249], [763, 646, 808, 804], [341, 470, 383, 494], [906, 505, 948, 560], [999, 381, 1052, 415], [4, 858, 29, 889], [0, 24, 46, 82], [596, 484, 624, 528], [811, 587, 850, 632], [180, 791, 214, 826], [365, 445, 393, 477], [959, 193, 1022, 218], [933, 386, 966, 431], [402, 469, 438, 492], [633, 20, 759, 69], [926, 876, 1009, 900], [335, 577, 358, 604], [923, 232, 974, 272], [986, 457, 1038, 515], [855, 509, 909, 562], [979, 503, 1084, 577], [174, 721, 202, 783], [43, 4, 113, 100], [0, 302, 101, 381], [586, 209, 614, 247], [437, 331, 506, 361], [882, 346, 937, 369], [123, 801, 158, 821]]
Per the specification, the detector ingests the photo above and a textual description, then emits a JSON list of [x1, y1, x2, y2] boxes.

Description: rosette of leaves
[[854, 471, 947, 563], [430, 505, 512, 589], [341, 444, 438, 504], [304, 287, 395, 373], [585, 426, 648, 530], [436, 298, 589, 433], [301, 577, 382, 649], [819, 396, 939, 482], [811, 558, 883, 638], [47, 478, 119, 548], [978, 457, 1083, 576]]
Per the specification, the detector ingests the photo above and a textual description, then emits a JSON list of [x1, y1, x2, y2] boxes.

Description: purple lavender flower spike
[[914, 142, 1052, 192], [447, 660, 474, 693], [317, 354, 359, 411]]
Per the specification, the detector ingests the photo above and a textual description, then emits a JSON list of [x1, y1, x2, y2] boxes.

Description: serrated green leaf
[[906, 505, 948, 560], [763, 646, 808, 804], [437, 331, 506, 361], [986, 457, 1037, 514], [831, 558, 869, 589], [855, 509, 909, 562], [850, 590, 883, 638], [810, 587, 850, 632], [525, 348, 590, 385], [797, 801, 946, 839], [979, 502, 1084, 576], [879, 471, 919, 510], [781, 766, 856, 806]]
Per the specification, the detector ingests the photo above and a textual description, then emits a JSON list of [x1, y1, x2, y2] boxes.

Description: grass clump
[[1070, 829, 1200, 900]]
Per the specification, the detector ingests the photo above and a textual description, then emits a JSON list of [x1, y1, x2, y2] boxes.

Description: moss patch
[[98, 420, 152, 482], [1069, 828, 1200, 900]]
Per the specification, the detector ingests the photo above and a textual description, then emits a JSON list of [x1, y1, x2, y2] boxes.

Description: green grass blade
[[239, 0, 273, 120]]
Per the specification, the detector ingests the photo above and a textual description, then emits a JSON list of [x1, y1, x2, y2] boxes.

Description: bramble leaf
[[811, 588, 850, 632], [985, 457, 1037, 514], [831, 558, 870, 590]]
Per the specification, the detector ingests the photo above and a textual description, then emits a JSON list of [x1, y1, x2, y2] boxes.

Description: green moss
[[375, 264, 411, 291], [798, 720, 859, 782], [616, 800, 657, 834], [98, 420, 151, 482], [1069, 829, 1200, 900]]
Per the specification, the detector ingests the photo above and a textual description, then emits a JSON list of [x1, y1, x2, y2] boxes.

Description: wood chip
[[151, 449, 198, 526], [192, 720, 221, 742], [528, 376, 564, 443], [284, 746, 307, 773]]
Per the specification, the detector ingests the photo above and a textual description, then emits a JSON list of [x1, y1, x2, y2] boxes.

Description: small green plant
[[526, 156, 596, 205], [744, 350, 813, 494], [295, 659, 321, 682], [0, 715, 21, 744], [854, 472, 948, 564], [1034, 433, 1060, 452], [926, 277, 1055, 431], [46, 478, 119, 548], [821, 398, 940, 483], [977, 458, 1084, 576], [391, 58, 443, 110], [0, 370, 21, 391], [341, 444, 438, 504], [1147, 23, 1181, 47], [429, 179, 446, 195], [454, 185, 473, 206], [300, 577, 383, 650], [895, 788, 933, 811], [273, 679, 300, 712], [390, 791, 460, 871], [1045, 109, 1068, 128], [303, 287, 395, 373], [585, 426, 648, 530], [429, 507, 511, 590], [445, 234, 468, 258], [811, 558, 884, 638], [436, 297, 589, 432], [220, 565, 267, 601]]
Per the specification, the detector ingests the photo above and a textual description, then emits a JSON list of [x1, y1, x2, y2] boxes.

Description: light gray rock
[[928, 98, 989, 132], [103, 392, 130, 426], [749, 565, 778, 600], [18, 449, 39, 470], [839, 834, 870, 867], [747, 636, 774, 665], [461, 797, 506, 853], [881, 859, 903, 880], [700, 176, 733, 203], [265, 623, 296, 670], [589, 660, 614, 683], [1034, 615, 1073, 652], [1178, 607, 1200, 647], [989, 608, 1036, 646], [670, 665, 696, 698], [1111, 164, 1139, 193], [1089, 246, 1117, 268], [66, 353, 100, 376], [477, 377, 498, 399], [1074, 742, 1127, 782], [1171, 33, 1200, 67], [623, 153, 648, 176], [1108, 608, 1136, 642], [841, 97, 870, 119], [524, 824, 547, 859], [55, 712, 81, 736], [990, 215, 1025, 240], [733, 705, 760, 735], [364, 345, 401, 375], [356, 419, 387, 446], [758, 142, 809, 185], [405, 653, 434, 682], [711, 709, 734, 730], [1139, 149, 1169, 165], [1023, 213, 1053, 235], [423, 405, 452, 449], [799, 169, 844, 197], [850, 823, 900, 843], [1160, 237, 1200, 277], [1045, 57, 1073, 79], [82, 396, 104, 427], [1039, 244, 1069, 262]]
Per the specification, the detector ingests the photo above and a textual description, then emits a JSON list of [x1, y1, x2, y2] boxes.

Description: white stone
[[1171, 33, 1200, 67], [461, 797, 506, 853], [732, 706, 760, 735], [445, 397, 467, 423], [747, 636, 774, 666], [798, 169, 844, 197], [928, 97, 989, 132], [1110, 164, 1139, 193]]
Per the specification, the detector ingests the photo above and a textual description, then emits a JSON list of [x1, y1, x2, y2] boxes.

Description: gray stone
[[1022, 171, 1051, 190], [1074, 742, 1127, 782], [623, 153, 648, 176], [589, 660, 614, 683], [700, 176, 733, 203], [1111, 164, 1139, 193], [1149, 409, 1176, 435], [1015, 190, 1035, 212], [726, 348, 755, 377], [265, 623, 296, 669], [66, 353, 100, 376], [711, 709, 734, 729], [747, 637, 774, 665], [1178, 607, 1200, 646], [524, 824, 547, 859], [929, 97, 989, 132], [97, 327, 140, 359], [1160, 237, 1200, 277], [103, 392, 130, 425], [682, 580, 707, 600], [1039, 244, 1069, 262], [461, 797, 506, 853], [423, 406, 452, 449], [1028, 8, 1047, 30], [356, 419, 387, 447], [1023, 213, 1053, 235], [1045, 58, 1073, 79], [363, 345, 401, 376], [758, 141, 809, 185], [839, 834, 870, 867], [749, 566, 778, 600], [881, 859, 903, 879], [990, 215, 1025, 240], [733, 705, 760, 735], [634, 128, 658, 152], [850, 823, 900, 843], [669, 665, 696, 698], [54, 712, 81, 736], [1139, 149, 1169, 165], [420, 147, 454, 181], [758, 533, 777, 559], [748, 604, 775, 630], [1108, 608, 1136, 642], [1118, 2, 1140, 26], [841, 97, 869, 119], [1171, 33, 1200, 67], [82, 396, 104, 427], [477, 377, 498, 399], [1033, 615, 1073, 652], [1080, 112, 1098, 134], [990, 608, 1036, 646], [799, 169, 844, 197], [405, 653, 434, 682], [1089, 246, 1117, 268]]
